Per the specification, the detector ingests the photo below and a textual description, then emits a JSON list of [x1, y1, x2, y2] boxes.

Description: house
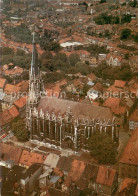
[[98, 54, 107, 61], [106, 54, 122, 66], [46, 167, 64, 189], [0, 106, 19, 131], [20, 163, 43, 196], [96, 166, 118, 196], [44, 153, 60, 171], [129, 56, 138, 73], [119, 127, 138, 181], [0, 143, 22, 166], [129, 109, 138, 133], [118, 178, 137, 196], [16, 80, 29, 93], [39, 153, 60, 188], [56, 156, 73, 176], [0, 78, 7, 92], [103, 97, 126, 116], [89, 56, 98, 66], [4, 66, 23, 77], [114, 80, 126, 89], [62, 159, 85, 192], [66, 83, 76, 94], [87, 88, 99, 102], [13, 96, 27, 112], [4, 84, 21, 95], [87, 73, 97, 83], [1, 165, 25, 195], [19, 150, 47, 168], [76, 163, 99, 191]]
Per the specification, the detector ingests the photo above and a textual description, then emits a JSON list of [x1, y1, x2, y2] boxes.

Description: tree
[[121, 15, 131, 24], [1, 47, 14, 55], [12, 118, 29, 141], [100, 0, 106, 3], [129, 0, 137, 7], [133, 34, 138, 43], [120, 28, 131, 40], [69, 53, 80, 66], [87, 133, 117, 164]]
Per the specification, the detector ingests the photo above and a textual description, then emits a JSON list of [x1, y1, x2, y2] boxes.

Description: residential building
[[129, 109, 138, 133], [96, 166, 118, 196], [119, 127, 138, 181]]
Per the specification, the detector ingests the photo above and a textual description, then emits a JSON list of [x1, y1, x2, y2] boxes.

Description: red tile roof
[[0, 77, 6, 89], [9, 106, 19, 118], [19, 150, 47, 167], [4, 84, 21, 94], [120, 127, 138, 166], [4, 66, 23, 76], [103, 97, 126, 115], [16, 80, 29, 92], [119, 178, 137, 193], [106, 85, 123, 93], [14, 97, 27, 109], [0, 106, 19, 126], [129, 109, 138, 122], [114, 80, 126, 88], [87, 73, 97, 81], [96, 166, 117, 187], [135, 184, 138, 196], [0, 143, 22, 164], [63, 159, 85, 187]]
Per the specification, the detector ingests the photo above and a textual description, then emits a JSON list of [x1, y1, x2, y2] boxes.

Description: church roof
[[38, 97, 113, 121]]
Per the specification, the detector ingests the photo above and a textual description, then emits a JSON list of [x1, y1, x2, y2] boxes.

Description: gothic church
[[26, 35, 119, 152]]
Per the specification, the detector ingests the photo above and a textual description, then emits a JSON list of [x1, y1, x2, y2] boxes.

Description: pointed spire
[[30, 32, 39, 77]]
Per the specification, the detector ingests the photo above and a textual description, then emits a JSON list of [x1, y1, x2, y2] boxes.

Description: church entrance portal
[[63, 137, 74, 150]]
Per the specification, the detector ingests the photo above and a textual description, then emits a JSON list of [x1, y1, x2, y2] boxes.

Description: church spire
[[30, 32, 39, 77]]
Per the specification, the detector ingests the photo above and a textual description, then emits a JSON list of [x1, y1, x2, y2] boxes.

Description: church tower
[[26, 33, 45, 134]]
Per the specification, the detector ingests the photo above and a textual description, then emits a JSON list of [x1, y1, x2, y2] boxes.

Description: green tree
[[121, 15, 131, 24], [120, 28, 131, 40], [69, 53, 80, 66], [12, 119, 29, 141], [1, 47, 14, 55], [133, 34, 138, 43], [100, 0, 106, 3], [87, 133, 117, 164]]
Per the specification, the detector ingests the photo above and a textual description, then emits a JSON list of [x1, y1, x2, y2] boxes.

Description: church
[[26, 35, 119, 152]]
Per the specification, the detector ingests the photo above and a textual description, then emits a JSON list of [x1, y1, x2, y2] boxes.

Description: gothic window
[[44, 120, 49, 138], [56, 124, 60, 141], [85, 127, 88, 138], [33, 118, 38, 136], [40, 119, 43, 133], [51, 121, 55, 140]]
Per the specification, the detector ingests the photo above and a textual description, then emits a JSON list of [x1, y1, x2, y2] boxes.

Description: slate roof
[[38, 97, 113, 121], [56, 156, 73, 172], [76, 163, 99, 190]]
